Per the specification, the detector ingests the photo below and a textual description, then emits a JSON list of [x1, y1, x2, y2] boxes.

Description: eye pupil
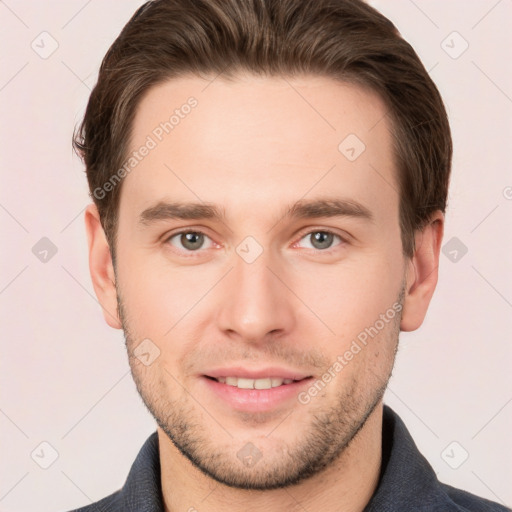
[[311, 231, 333, 250], [181, 232, 204, 250]]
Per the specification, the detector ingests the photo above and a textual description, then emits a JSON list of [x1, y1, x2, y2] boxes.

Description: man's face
[[114, 75, 406, 488]]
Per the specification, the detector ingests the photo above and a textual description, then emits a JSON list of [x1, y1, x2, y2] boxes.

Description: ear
[[84, 203, 122, 329], [400, 211, 444, 332]]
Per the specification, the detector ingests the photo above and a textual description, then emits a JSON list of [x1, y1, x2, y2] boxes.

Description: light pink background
[[1, 1, 511, 510]]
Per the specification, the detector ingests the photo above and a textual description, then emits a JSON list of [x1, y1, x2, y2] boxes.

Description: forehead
[[121, 74, 397, 225]]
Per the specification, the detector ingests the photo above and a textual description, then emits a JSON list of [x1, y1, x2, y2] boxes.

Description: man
[[71, 0, 508, 510]]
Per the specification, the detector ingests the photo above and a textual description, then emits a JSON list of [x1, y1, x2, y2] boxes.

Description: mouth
[[201, 370, 314, 412], [204, 375, 310, 389]]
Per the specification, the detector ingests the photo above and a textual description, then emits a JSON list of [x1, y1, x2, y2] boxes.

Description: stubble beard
[[117, 287, 403, 490]]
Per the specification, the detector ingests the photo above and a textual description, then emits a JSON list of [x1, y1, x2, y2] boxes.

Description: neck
[[159, 405, 383, 512]]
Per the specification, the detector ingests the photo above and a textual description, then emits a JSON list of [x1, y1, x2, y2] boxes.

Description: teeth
[[226, 376, 238, 386], [216, 376, 298, 389], [271, 378, 284, 387], [254, 378, 272, 389], [237, 377, 256, 389]]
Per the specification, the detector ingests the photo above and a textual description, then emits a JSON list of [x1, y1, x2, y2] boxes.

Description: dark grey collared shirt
[[70, 406, 509, 511]]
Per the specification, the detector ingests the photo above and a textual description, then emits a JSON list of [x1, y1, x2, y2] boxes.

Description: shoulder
[[440, 483, 511, 512], [367, 406, 511, 512], [64, 431, 162, 512], [66, 489, 122, 512]]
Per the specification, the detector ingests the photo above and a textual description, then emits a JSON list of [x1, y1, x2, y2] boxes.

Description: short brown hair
[[73, 0, 452, 260]]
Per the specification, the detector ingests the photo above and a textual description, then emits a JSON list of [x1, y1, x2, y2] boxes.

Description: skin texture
[[85, 74, 444, 512]]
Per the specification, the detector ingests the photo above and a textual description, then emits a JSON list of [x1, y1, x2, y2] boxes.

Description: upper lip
[[204, 366, 312, 380]]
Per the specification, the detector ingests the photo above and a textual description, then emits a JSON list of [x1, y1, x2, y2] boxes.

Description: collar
[[100, 406, 501, 512], [364, 405, 459, 511]]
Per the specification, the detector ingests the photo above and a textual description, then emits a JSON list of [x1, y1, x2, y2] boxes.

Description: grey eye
[[310, 231, 334, 249], [168, 231, 213, 252], [298, 231, 342, 250], [180, 232, 204, 250]]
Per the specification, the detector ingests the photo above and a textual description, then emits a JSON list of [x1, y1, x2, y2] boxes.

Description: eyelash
[[164, 228, 347, 257]]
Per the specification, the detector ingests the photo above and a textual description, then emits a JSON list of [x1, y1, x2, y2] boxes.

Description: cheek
[[116, 250, 221, 341], [291, 252, 403, 335]]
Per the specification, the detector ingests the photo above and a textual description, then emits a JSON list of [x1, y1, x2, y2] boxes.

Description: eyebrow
[[138, 197, 374, 226]]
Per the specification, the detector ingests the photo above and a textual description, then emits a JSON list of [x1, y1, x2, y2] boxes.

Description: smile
[[202, 373, 314, 412], [207, 376, 306, 389]]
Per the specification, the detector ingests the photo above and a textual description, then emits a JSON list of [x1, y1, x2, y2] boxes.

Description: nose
[[215, 248, 296, 344]]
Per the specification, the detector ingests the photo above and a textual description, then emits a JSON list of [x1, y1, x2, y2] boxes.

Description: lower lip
[[202, 376, 313, 412]]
